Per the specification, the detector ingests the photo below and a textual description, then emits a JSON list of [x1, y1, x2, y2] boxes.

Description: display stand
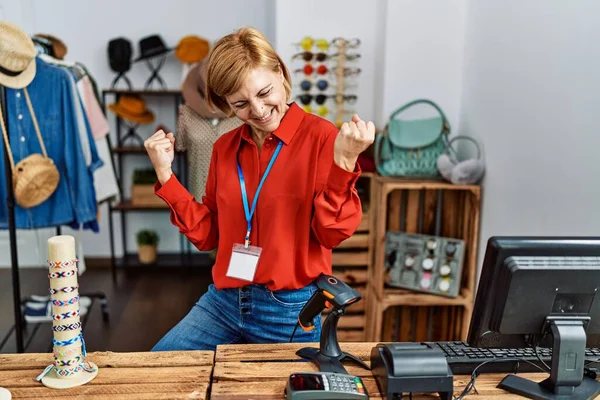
[[117, 122, 145, 147], [143, 55, 168, 90], [37, 235, 98, 389], [110, 73, 133, 91]]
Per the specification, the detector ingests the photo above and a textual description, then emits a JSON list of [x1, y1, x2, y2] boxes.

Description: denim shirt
[[0, 57, 101, 231]]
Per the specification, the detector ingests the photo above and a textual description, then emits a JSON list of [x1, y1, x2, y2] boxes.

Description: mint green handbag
[[374, 99, 450, 178]]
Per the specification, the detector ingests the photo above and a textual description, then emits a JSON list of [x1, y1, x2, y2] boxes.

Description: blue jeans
[[151, 283, 322, 351]]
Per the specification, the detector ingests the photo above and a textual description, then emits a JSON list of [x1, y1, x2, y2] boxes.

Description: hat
[[34, 33, 68, 60], [181, 59, 226, 119], [134, 34, 172, 62], [175, 35, 210, 64], [108, 37, 133, 73], [108, 96, 155, 124], [0, 21, 37, 89]]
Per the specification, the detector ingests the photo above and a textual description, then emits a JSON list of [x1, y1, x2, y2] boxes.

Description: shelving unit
[[325, 172, 373, 341], [364, 176, 481, 342], [102, 89, 208, 279]]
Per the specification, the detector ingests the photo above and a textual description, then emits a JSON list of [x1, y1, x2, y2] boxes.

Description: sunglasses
[[296, 94, 329, 106], [294, 64, 329, 76], [331, 37, 361, 49], [292, 52, 361, 62], [302, 104, 330, 117], [296, 36, 330, 51], [331, 94, 358, 104], [299, 79, 329, 91], [333, 67, 362, 77]]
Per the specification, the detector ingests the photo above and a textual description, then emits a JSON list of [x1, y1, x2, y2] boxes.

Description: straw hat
[[181, 59, 226, 119], [108, 96, 155, 124], [175, 35, 210, 64], [0, 21, 37, 89]]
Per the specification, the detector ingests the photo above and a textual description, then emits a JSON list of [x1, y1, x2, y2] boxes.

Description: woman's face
[[226, 66, 288, 134]]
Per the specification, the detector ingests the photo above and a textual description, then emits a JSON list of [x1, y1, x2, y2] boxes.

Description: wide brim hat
[[181, 59, 226, 119], [108, 95, 155, 124], [134, 34, 173, 62], [175, 35, 210, 64], [34, 33, 68, 60], [0, 21, 37, 89]]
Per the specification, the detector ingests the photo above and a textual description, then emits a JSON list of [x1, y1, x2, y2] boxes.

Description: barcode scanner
[[295, 275, 370, 374], [298, 275, 361, 330]]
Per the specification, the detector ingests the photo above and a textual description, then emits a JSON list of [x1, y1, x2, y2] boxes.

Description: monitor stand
[[498, 317, 600, 400]]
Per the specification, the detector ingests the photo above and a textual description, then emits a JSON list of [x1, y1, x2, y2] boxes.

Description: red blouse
[[155, 102, 362, 290]]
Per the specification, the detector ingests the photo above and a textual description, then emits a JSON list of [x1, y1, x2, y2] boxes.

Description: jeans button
[[241, 307, 249, 313], [241, 286, 250, 293], [241, 298, 249, 303]]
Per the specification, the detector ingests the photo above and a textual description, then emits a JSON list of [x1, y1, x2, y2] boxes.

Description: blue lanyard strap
[[237, 140, 283, 247]]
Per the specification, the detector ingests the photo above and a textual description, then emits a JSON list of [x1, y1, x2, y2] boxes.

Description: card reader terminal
[[285, 372, 368, 399]]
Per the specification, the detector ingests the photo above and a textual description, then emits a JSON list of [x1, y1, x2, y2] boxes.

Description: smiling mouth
[[255, 108, 274, 122]]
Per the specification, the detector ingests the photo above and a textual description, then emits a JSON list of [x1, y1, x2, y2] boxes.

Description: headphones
[[437, 135, 485, 185]]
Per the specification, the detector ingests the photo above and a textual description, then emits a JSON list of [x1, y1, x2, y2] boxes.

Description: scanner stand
[[370, 342, 454, 400], [296, 309, 370, 374]]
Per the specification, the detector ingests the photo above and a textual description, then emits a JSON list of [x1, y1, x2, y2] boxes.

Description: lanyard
[[237, 140, 283, 248]]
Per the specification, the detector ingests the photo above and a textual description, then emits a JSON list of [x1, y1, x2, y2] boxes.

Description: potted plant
[[136, 230, 159, 264], [131, 168, 164, 207]]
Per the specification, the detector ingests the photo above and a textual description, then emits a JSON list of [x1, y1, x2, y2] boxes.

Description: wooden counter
[[211, 342, 551, 399], [0, 350, 213, 399]]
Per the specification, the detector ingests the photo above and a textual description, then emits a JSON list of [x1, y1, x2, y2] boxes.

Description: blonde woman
[[145, 27, 374, 351]]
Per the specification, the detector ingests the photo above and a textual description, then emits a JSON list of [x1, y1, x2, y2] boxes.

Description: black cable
[[534, 345, 552, 372], [453, 358, 547, 400], [289, 322, 300, 343]]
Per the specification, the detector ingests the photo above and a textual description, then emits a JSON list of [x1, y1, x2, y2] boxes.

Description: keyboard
[[428, 341, 600, 375]]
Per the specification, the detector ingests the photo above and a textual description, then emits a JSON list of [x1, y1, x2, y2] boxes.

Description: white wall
[[380, 0, 467, 131], [461, 0, 600, 273]]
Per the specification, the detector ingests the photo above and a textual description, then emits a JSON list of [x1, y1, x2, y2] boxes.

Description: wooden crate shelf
[[328, 172, 373, 341], [381, 288, 472, 307], [364, 175, 481, 342]]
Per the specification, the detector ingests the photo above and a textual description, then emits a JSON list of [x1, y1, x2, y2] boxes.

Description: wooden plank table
[[0, 350, 213, 399], [211, 342, 553, 399]]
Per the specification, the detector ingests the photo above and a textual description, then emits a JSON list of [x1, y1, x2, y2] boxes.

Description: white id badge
[[226, 243, 262, 282]]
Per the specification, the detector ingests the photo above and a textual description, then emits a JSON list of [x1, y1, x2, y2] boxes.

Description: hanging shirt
[[175, 104, 243, 199], [0, 57, 100, 231], [155, 102, 363, 291]]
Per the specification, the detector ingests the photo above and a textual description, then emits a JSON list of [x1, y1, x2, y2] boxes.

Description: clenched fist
[[333, 114, 376, 172], [144, 129, 175, 184]]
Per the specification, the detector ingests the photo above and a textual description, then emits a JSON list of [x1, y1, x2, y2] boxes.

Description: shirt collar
[[239, 102, 305, 146]]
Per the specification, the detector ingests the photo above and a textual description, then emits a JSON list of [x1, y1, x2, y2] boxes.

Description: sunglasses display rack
[[291, 36, 361, 127]]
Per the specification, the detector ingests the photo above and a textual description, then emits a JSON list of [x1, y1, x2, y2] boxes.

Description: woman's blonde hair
[[206, 27, 292, 116]]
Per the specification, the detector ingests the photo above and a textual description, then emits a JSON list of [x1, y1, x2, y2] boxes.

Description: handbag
[[374, 99, 450, 178], [0, 88, 60, 208]]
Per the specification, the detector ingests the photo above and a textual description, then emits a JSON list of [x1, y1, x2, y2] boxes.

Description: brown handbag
[[0, 88, 60, 208]]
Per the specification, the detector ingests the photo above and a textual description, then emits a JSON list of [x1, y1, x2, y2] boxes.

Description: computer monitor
[[467, 237, 600, 400]]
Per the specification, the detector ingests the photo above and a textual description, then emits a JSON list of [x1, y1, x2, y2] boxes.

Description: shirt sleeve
[[154, 146, 218, 250], [311, 127, 363, 249]]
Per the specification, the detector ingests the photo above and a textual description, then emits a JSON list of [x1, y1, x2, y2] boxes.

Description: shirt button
[[16, 92, 21, 98], [18, 114, 23, 120], [268, 137, 273, 140], [20, 136, 25, 142]]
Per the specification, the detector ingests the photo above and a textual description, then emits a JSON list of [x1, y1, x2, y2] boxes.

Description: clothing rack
[[0, 84, 110, 354], [1, 84, 25, 353]]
